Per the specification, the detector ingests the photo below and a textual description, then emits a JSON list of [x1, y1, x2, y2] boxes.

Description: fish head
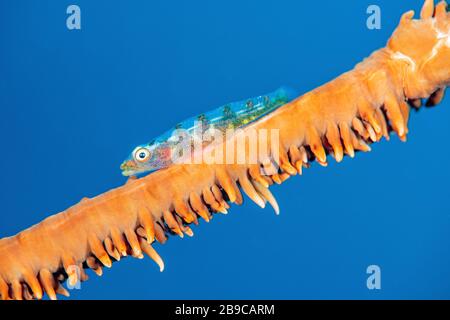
[[120, 143, 171, 176]]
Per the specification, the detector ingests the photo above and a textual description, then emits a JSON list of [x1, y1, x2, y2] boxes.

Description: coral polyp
[[0, 0, 449, 300]]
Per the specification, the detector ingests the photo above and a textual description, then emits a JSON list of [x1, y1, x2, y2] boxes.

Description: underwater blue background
[[1, 0, 449, 299]]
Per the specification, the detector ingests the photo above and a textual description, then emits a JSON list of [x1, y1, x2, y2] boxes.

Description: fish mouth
[[120, 160, 138, 176], [120, 160, 153, 177], [121, 169, 135, 177]]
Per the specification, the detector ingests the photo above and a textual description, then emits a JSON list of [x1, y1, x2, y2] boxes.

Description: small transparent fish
[[120, 87, 297, 176]]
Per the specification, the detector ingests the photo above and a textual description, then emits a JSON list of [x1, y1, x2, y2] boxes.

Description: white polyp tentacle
[[440, 31, 450, 47], [391, 51, 417, 72], [432, 19, 450, 50], [393, 20, 449, 71]]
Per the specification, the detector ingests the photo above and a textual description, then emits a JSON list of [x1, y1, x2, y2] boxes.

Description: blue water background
[[0, 0, 449, 299]]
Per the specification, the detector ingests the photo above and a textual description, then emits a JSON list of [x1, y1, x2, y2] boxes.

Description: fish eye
[[134, 148, 151, 163]]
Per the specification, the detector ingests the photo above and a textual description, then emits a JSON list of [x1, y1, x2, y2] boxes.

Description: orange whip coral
[[0, 0, 449, 300]]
